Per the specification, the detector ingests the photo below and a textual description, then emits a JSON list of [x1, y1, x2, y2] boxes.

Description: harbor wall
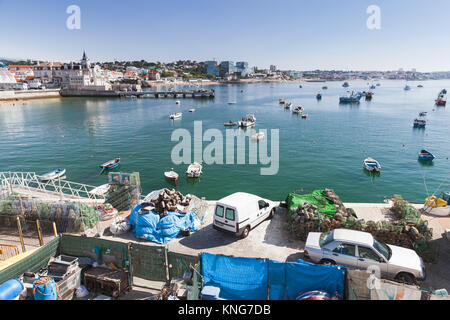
[[60, 89, 120, 97], [0, 89, 61, 101]]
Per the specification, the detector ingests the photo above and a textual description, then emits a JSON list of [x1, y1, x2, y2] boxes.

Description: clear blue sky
[[1, 0, 450, 71]]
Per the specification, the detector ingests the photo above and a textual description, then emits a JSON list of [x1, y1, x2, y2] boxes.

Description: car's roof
[[217, 192, 266, 210], [333, 229, 374, 246]]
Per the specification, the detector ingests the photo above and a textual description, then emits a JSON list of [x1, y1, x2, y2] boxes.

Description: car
[[304, 228, 426, 284], [213, 192, 277, 238]]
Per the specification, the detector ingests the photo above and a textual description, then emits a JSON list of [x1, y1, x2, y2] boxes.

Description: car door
[[356, 246, 389, 277], [326, 242, 359, 268], [253, 200, 270, 226]]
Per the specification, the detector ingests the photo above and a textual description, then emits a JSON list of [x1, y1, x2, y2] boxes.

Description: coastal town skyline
[[2, 0, 450, 72]]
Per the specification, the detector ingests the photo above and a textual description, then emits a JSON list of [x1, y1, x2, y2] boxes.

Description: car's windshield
[[373, 238, 391, 260], [319, 231, 334, 247]]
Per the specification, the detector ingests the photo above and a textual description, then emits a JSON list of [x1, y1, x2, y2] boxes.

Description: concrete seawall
[[0, 89, 61, 101]]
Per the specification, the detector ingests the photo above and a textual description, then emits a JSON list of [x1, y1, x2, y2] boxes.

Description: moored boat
[[224, 120, 237, 127], [418, 150, 435, 161], [170, 112, 182, 120], [339, 91, 362, 103], [292, 106, 304, 114], [164, 169, 179, 182], [436, 89, 447, 106], [279, 98, 285, 104], [189, 109, 196, 112], [39, 168, 66, 182], [363, 158, 381, 172], [404, 85, 411, 91], [413, 117, 426, 128], [100, 157, 120, 171], [186, 162, 203, 178], [342, 82, 349, 88], [316, 93, 322, 100], [285, 102, 292, 109]]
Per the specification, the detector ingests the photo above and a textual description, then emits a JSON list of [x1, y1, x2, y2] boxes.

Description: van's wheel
[[241, 226, 250, 239], [395, 273, 416, 285], [320, 259, 335, 265], [269, 208, 276, 219]]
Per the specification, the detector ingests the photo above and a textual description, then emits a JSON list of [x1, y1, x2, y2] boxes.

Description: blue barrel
[[33, 277, 58, 300], [0, 279, 24, 300]]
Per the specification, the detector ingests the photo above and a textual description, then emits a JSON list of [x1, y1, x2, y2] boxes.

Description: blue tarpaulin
[[201, 253, 346, 300], [128, 204, 201, 244]]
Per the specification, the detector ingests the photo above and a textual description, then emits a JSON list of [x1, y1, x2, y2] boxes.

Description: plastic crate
[[57, 267, 82, 300]]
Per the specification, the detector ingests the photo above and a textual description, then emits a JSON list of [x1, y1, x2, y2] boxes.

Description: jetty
[[60, 88, 215, 99]]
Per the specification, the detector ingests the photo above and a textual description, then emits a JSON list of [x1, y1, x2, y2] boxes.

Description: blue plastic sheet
[[201, 253, 268, 300], [201, 253, 346, 300], [128, 204, 200, 244]]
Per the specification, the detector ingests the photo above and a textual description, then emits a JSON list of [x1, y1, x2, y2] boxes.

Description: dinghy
[[99, 158, 120, 171], [419, 150, 435, 161], [293, 106, 304, 114], [186, 162, 203, 178], [301, 113, 309, 119], [363, 158, 381, 172], [170, 113, 182, 120], [189, 109, 195, 112], [224, 120, 237, 127], [89, 184, 111, 196], [164, 169, 179, 182], [39, 169, 66, 182]]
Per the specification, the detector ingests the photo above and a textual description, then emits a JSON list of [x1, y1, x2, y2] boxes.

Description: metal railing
[[0, 172, 105, 203]]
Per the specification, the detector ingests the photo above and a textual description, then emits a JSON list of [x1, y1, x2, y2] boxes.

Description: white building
[[61, 52, 110, 90]]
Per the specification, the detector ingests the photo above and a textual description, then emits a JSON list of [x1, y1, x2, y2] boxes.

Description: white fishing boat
[[186, 162, 203, 178], [292, 106, 304, 114], [176, 100, 181, 105], [285, 102, 292, 109], [363, 158, 381, 172], [251, 132, 265, 141], [238, 114, 256, 127], [164, 169, 179, 182], [228, 101, 236, 105], [169, 112, 182, 120], [38, 169, 66, 182], [279, 98, 285, 104], [89, 184, 111, 196]]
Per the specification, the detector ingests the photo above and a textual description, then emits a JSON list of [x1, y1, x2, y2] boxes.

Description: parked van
[[213, 192, 277, 238]]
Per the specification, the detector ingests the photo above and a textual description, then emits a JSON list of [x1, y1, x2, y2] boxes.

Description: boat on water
[[186, 162, 203, 178], [322, 86, 328, 90], [363, 158, 381, 173], [285, 102, 292, 109], [238, 114, 256, 128], [316, 93, 322, 100], [39, 168, 66, 182], [435, 89, 447, 106], [301, 114, 309, 119], [224, 120, 237, 127], [176, 100, 181, 105], [228, 101, 236, 105], [99, 158, 120, 171], [342, 82, 349, 88], [164, 169, 179, 182], [404, 85, 411, 91], [189, 109, 195, 112], [299, 85, 303, 88], [339, 91, 362, 103], [418, 84, 424, 88], [279, 98, 285, 104], [419, 150, 435, 161], [413, 117, 427, 128], [419, 112, 427, 117], [170, 112, 182, 120], [292, 106, 304, 114], [365, 92, 373, 100], [376, 83, 381, 87], [369, 85, 376, 89], [251, 132, 265, 141]]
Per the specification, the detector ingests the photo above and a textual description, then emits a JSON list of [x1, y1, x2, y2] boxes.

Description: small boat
[[89, 184, 111, 196], [363, 158, 381, 172], [176, 100, 181, 105], [292, 106, 304, 114], [322, 86, 328, 90], [170, 112, 182, 120], [418, 150, 435, 161], [228, 102, 236, 105], [404, 85, 411, 91], [436, 90, 447, 106], [164, 169, 179, 182], [301, 114, 308, 119], [340, 91, 362, 103], [186, 162, 203, 178], [316, 93, 322, 100], [365, 92, 373, 100], [343, 82, 349, 88], [279, 98, 285, 104], [369, 85, 376, 89], [299, 85, 303, 88], [285, 102, 292, 109], [99, 158, 120, 171], [189, 109, 195, 112], [224, 120, 237, 127], [413, 117, 426, 128], [251, 132, 265, 141], [419, 112, 427, 117], [417, 84, 424, 88], [39, 168, 66, 182]]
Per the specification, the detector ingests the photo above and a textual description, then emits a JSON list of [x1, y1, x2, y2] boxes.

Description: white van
[[213, 192, 277, 238]]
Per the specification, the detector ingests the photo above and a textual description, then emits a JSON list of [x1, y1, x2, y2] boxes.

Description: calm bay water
[[1, 80, 449, 202]]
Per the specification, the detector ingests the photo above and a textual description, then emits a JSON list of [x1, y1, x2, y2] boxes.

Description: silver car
[[304, 229, 426, 284]]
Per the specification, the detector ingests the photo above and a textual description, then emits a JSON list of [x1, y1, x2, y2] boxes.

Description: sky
[[1, 0, 450, 71]]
